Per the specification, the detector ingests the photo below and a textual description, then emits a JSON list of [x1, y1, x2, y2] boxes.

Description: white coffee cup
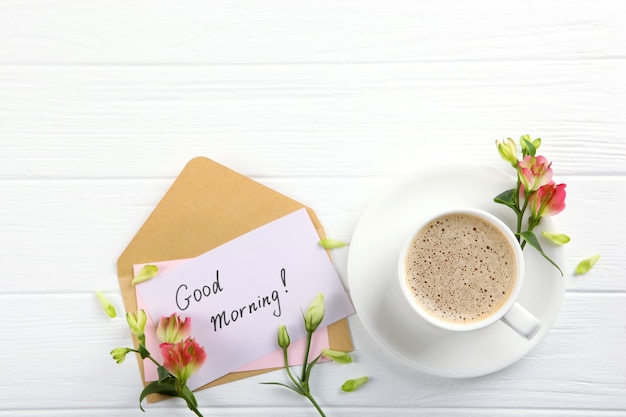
[[397, 207, 540, 339]]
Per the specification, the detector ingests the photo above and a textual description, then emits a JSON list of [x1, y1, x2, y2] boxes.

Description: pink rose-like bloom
[[529, 182, 567, 218], [157, 313, 192, 344], [518, 155, 553, 193], [160, 337, 207, 383]]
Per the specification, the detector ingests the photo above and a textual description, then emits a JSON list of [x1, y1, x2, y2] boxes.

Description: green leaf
[[493, 188, 519, 212], [302, 353, 322, 386], [575, 254, 600, 274], [541, 231, 571, 245], [532, 138, 542, 150], [260, 381, 304, 395], [179, 385, 199, 410], [318, 238, 348, 249], [341, 376, 369, 392], [518, 231, 563, 276], [157, 366, 171, 382], [322, 349, 353, 364], [131, 264, 159, 285], [138, 379, 178, 411], [138, 344, 151, 359]]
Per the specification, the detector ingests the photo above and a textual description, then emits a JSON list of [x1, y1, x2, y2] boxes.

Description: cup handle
[[501, 302, 541, 339]]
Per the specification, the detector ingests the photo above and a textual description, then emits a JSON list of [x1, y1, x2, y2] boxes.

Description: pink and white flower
[[518, 155, 553, 193], [157, 313, 192, 344], [528, 182, 567, 218], [160, 337, 207, 384]]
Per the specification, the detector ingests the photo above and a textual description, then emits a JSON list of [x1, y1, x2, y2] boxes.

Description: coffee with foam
[[404, 213, 517, 324]]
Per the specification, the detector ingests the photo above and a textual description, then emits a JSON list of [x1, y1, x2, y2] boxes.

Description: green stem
[[513, 176, 521, 210], [517, 194, 530, 245], [303, 391, 327, 417], [282, 347, 305, 393], [146, 355, 162, 369], [189, 405, 204, 417], [128, 348, 163, 369], [513, 177, 523, 244], [521, 216, 541, 250], [285, 334, 325, 416], [300, 330, 313, 383]]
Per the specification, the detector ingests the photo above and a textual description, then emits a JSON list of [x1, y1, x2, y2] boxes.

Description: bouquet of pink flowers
[[108, 293, 363, 417], [495, 135, 567, 274]]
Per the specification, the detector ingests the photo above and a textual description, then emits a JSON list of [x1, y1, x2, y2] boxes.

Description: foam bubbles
[[404, 214, 517, 324]]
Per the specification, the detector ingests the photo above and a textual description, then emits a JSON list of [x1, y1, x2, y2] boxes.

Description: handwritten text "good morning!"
[[175, 270, 285, 332]]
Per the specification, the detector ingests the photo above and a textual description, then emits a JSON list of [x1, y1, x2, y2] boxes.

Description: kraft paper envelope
[[117, 156, 353, 397]]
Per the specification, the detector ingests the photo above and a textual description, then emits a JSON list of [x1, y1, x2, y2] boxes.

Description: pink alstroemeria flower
[[157, 313, 192, 344], [160, 337, 207, 384], [529, 182, 567, 218], [518, 155, 553, 193]]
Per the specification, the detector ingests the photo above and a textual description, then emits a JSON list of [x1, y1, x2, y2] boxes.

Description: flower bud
[[131, 264, 159, 285], [341, 376, 369, 392], [322, 349, 352, 364], [575, 254, 600, 275], [96, 291, 117, 318], [110, 347, 132, 364], [519, 134, 541, 155], [304, 293, 325, 333], [126, 310, 147, 343], [541, 231, 570, 245], [496, 138, 518, 167], [318, 238, 348, 249], [277, 325, 290, 349]]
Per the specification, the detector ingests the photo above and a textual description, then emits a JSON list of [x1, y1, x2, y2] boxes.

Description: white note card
[[135, 208, 354, 390]]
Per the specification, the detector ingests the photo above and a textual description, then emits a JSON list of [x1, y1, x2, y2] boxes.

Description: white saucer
[[347, 164, 565, 378]]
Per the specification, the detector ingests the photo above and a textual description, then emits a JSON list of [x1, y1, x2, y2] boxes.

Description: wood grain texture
[[0, 177, 620, 293], [1, 62, 625, 178], [0, 0, 624, 64], [0, 293, 623, 414], [0, 0, 624, 415]]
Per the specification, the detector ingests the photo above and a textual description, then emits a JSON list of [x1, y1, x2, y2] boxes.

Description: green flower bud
[[318, 238, 348, 249], [277, 325, 290, 349], [96, 291, 117, 318], [131, 264, 159, 285], [322, 349, 352, 364], [541, 231, 571, 245], [304, 294, 325, 333], [341, 376, 369, 392], [519, 134, 540, 157], [496, 138, 518, 167], [111, 347, 132, 364], [126, 310, 147, 344], [575, 254, 600, 275]]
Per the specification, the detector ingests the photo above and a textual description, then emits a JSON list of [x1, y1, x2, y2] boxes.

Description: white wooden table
[[1, 1, 624, 416]]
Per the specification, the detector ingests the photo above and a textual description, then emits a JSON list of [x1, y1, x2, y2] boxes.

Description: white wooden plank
[[0, 292, 623, 412], [0, 0, 624, 64], [0, 175, 619, 293], [1, 410, 625, 417], [1, 61, 625, 179], [0, 410, 624, 417]]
